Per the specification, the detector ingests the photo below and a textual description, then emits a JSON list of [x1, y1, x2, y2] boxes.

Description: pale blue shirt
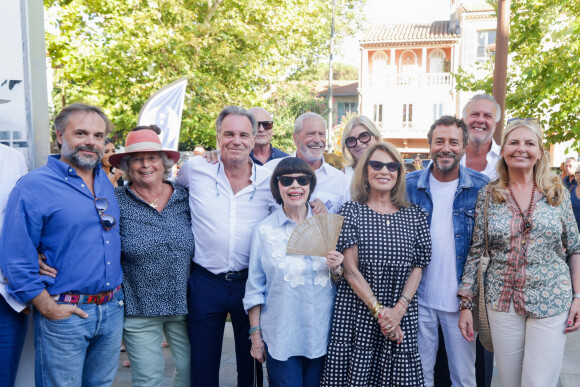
[[243, 206, 337, 361]]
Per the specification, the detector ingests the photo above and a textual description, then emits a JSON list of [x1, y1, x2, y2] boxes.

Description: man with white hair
[[264, 112, 348, 214], [461, 93, 502, 181]]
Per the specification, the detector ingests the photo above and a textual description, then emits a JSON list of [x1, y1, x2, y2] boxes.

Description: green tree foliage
[[292, 62, 360, 81], [454, 0, 580, 148], [45, 0, 365, 149], [265, 81, 331, 153]]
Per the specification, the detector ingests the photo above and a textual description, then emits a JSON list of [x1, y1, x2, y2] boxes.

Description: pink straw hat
[[108, 129, 180, 168]]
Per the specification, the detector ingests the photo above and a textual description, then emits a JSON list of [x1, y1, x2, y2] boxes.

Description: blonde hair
[[351, 142, 409, 208], [489, 119, 565, 206], [340, 115, 381, 167]]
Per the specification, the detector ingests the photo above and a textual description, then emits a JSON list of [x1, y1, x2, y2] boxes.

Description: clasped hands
[[378, 305, 405, 344]]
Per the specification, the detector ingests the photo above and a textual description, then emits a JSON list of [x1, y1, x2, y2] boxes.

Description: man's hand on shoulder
[[203, 150, 220, 164], [310, 198, 328, 215]]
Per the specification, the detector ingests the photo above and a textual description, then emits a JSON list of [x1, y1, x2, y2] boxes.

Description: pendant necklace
[[133, 185, 163, 209], [508, 183, 535, 234]]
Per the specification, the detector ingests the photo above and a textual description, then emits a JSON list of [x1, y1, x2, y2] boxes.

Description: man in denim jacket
[[406, 116, 489, 387]]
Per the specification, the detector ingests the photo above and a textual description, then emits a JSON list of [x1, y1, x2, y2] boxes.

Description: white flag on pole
[[138, 77, 188, 151]]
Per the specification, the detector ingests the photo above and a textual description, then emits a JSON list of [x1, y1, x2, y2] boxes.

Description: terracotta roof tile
[[360, 21, 459, 44], [460, 1, 495, 13]]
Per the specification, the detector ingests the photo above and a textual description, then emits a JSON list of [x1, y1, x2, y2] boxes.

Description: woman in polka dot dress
[[321, 143, 431, 386]]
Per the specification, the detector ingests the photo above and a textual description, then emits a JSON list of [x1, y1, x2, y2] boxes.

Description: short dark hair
[[427, 115, 468, 148], [54, 103, 113, 135], [270, 157, 317, 205]]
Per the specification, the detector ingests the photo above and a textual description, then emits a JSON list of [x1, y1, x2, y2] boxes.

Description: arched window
[[429, 49, 446, 73], [371, 51, 389, 86]]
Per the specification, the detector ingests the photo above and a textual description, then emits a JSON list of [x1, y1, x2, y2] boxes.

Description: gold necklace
[[132, 185, 164, 209]]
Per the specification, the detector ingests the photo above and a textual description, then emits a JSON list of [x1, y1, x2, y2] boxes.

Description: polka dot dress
[[321, 201, 431, 386]]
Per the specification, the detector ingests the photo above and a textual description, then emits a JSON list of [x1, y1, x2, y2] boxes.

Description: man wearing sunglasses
[[406, 116, 489, 387], [263, 112, 348, 215], [0, 104, 124, 386], [248, 107, 288, 166]]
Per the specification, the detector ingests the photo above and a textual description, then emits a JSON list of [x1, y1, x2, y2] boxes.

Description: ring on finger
[[386, 324, 391, 330]]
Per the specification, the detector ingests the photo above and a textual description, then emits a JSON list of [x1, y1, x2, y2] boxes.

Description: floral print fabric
[[459, 188, 580, 318]]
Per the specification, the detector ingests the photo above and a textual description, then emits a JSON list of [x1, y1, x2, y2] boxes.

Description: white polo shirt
[[264, 154, 348, 214], [175, 156, 276, 274]]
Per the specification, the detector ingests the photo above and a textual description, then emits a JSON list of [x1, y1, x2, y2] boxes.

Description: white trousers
[[418, 305, 476, 387], [487, 303, 567, 387]]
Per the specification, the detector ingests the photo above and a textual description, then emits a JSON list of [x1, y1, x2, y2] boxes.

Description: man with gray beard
[[406, 116, 489, 387]]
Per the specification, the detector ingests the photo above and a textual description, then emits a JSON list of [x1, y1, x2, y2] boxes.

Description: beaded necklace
[[508, 183, 535, 234]]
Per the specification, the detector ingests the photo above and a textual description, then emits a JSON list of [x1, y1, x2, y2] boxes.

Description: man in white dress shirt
[[0, 144, 28, 387], [264, 112, 348, 214], [176, 105, 276, 386]]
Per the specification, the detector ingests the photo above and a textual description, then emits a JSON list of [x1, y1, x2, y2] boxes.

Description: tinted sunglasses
[[257, 121, 274, 130], [368, 160, 401, 172], [345, 131, 372, 148], [278, 175, 311, 187], [94, 198, 117, 230]]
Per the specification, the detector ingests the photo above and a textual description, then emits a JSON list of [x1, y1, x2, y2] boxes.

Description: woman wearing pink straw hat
[[108, 126, 194, 386]]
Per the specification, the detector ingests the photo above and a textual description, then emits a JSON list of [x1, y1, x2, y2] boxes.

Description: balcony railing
[[366, 72, 452, 88], [376, 120, 431, 139]]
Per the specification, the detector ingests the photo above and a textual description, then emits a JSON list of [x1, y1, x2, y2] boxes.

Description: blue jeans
[[0, 296, 28, 387], [34, 289, 124, 387], [265, 345, 325, 387]]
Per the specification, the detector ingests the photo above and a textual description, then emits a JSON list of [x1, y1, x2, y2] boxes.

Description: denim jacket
[[406, 163, 489, 285]]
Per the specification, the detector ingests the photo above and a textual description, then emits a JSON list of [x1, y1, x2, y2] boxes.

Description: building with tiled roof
[[357, 0, 496, 157], [360, 21, 459, 45]]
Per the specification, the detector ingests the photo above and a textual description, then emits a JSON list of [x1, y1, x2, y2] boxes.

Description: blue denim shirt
[[406, 163, 489, 285]]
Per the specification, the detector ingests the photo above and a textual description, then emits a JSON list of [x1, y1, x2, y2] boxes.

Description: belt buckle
[[224, 272, 235, 281]]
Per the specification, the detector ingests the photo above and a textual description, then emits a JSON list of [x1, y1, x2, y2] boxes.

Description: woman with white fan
[[243, 157, 344, 386]]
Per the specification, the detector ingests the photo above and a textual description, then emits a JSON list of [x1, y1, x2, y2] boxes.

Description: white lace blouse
[[243, 205, 338, 361]]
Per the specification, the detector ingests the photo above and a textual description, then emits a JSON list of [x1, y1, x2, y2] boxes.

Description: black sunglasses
[[94, 198, 117, 230], [257, 121, 274, 130], [345, 131, 372, 148], [368, 160, 401, 172], [278, 175, 311, 187]]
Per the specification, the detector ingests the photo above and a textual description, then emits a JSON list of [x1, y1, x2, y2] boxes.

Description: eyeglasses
[[257, 121, 274, 130], [368, 160, 401, 172], [129, 155, 162, 164], [94, 198, 117, 230], [345, 131, 372, 148], [278, 175, 311, 187]]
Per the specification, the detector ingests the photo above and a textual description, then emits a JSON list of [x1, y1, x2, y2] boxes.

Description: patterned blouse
[[116, 182, 194, 317], [459, 187, 580, 319]]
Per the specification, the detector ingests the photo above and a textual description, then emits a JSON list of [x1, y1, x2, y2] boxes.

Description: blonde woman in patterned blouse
[[457, 119, 580, 387]]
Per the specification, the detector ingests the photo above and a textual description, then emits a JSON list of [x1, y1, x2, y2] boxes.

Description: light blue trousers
[[123, 314, 191, 387]]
